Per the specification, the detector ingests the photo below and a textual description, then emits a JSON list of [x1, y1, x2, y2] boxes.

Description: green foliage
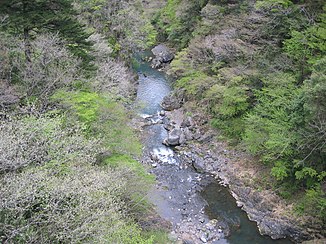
[[256, 0, 293, 9], [104, 154, 155, 183], [295, 167, 319, 188], [283, 15, 326, 78], [141, 22, 158, 48], [211, 117, 245, 140], [154, 0, 208, 49], [175, 71, 214, 99], [271, 161, 289, 181], [243, 73, 301, 162], [216, 86, 249, 119], [142, 230, 170, 244], [53, 91, 101, 125], [0, 0, 93, 66], [297, 57, 326, 174], [52, 90, 142, 156], [169, 49, 194, 77], [164, 0, 325, 222], [295, 186, 326, 225]]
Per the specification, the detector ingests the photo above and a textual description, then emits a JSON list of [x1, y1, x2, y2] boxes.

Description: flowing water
[[134, 52, 292, 244]]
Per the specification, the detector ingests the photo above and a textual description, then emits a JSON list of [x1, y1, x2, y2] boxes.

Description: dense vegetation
[[0, 0, 166, 243], [0, 0, 325, 241], [153, 0, 325, 225]]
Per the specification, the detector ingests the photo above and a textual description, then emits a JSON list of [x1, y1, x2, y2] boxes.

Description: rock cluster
[[151, 44, 174, 69], [158, 91, 318, 243], [172, 219, 225, 243]]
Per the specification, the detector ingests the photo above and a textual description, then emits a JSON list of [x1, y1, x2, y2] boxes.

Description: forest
[[155, 0, 325, 225], [0, 0, 325, 243]]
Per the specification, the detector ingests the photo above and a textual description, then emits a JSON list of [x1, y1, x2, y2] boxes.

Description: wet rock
[[151, 57, 163, 69], [159, 110, 166, 116], [200, 236, 207, 243], [151, 44, 174, 62], [205, 219, 218, 230], [199, 218, 205, 223]]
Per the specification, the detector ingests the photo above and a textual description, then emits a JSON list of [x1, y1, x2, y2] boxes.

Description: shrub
[[296, 186, 326, 225], [0, 115, 102, 173], [52, 90, 142, 156], [10, 33, 81, 100], [243, 73, 301, 162], [0, 163, 153, 243]]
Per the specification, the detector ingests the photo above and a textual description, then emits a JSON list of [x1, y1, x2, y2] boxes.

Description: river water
[[134, 52, 292, 244]]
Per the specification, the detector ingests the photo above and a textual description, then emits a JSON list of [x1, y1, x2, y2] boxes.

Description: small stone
[[200, 236, 207, 243]]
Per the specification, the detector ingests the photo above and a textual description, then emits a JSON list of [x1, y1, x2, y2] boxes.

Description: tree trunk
[[23, 28, 32, 63]]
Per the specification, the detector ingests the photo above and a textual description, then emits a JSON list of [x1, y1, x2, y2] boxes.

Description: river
[[134, 52, 292, 244]]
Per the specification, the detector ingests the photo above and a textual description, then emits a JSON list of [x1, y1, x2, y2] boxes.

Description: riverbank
[[132, 49, 312, 243], [158, 102, 324, 243]]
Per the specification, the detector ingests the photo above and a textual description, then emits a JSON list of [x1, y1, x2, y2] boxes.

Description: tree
[[299, 57, 326, 172], [0, 0, 91, 63], [10, 33, 81, 102]]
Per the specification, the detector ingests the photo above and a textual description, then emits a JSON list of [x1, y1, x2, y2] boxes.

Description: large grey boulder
[[163, 128, 181, 146], [151, 44, 174, 69]]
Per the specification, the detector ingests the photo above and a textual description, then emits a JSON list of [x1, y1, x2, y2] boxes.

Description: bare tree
[[11, 33, 81, 101]]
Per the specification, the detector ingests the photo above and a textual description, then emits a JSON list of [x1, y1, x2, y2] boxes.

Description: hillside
[[0, 0, 325, 243]]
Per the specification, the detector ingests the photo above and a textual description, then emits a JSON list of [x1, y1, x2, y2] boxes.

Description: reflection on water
[[135, 53, 171, 115], [202, 183, 293, 244]]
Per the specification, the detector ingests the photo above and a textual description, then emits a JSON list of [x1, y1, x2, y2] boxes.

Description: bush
[[10, 33, 81, 100], [0, 115, 102, 173], [243, 73, 301, 162], [296, 186, 326, 226], [52, 90, 142, 156], [0, 162, 153, 243]]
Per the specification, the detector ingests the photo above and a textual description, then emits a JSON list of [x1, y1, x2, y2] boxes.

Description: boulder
[[151, 44, 174, 69], [161, 89, 185, 111], [192, 155, 205, 173], [151, 44, 174, 62], [179, 131, 187, 145], [163, 128, 182, 146]]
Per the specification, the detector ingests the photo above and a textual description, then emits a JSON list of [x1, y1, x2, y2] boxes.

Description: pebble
[[200, 236, 208, 243]]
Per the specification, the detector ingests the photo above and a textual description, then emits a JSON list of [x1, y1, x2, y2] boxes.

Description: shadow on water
[[201, 183, 293, 244]]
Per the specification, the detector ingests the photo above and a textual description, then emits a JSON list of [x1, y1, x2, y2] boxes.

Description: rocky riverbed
[[155, 96, 324, 243], [134, 46, 323, 243]]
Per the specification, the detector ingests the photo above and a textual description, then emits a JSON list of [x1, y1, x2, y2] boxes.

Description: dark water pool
[[202, 183, 292, 244]]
